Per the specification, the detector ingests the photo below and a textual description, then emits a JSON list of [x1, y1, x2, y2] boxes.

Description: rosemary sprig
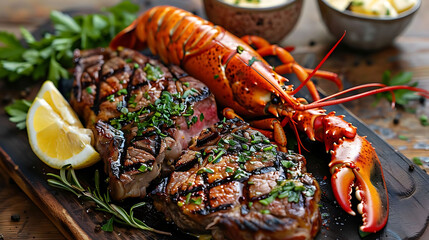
[[46, 165, 170, 235]]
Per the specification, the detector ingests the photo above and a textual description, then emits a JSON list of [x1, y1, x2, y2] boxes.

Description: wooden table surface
[[0, 1, 428, 239]]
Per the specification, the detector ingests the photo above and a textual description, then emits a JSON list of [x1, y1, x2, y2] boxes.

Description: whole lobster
[[110, 6, 429, 233]]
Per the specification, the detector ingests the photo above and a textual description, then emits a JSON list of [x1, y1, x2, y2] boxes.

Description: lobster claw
[[329, 135, 389, 233]]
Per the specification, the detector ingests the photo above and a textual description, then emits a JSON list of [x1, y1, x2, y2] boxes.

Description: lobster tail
[[110, 12, 148, 51]]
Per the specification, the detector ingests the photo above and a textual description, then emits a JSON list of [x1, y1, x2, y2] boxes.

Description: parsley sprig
[[374, 70, 420, 107], [4, 99, 32, 129], [0, 0, 139, 85], [47, 165, 170, 235]]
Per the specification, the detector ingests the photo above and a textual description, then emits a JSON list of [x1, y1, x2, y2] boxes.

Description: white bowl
[[318, 0, 421, 51]]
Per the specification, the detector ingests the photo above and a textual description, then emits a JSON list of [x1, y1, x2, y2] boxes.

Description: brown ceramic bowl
[[203, 0, 303, 43], [318, 0, 421, 51]]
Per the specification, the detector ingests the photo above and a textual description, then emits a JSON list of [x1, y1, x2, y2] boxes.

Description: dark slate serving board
[[1, 1, 428, 239]]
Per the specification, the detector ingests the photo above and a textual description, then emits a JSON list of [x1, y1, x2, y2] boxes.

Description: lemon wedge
[[27, 81, 100, 169]]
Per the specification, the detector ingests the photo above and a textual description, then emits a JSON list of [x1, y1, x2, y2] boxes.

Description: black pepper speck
[[94, 224, 102, 232], [11, 214, 20, 222]]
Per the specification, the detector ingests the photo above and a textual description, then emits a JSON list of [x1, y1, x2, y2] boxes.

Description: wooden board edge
[[0, 146, 90, 240]]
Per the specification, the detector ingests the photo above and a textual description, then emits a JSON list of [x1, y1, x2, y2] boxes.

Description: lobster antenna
[[313, 83, 396, 107], [280, 117, 309, 154], [296, 85, 429, 110], [291, 31, 346, 96]]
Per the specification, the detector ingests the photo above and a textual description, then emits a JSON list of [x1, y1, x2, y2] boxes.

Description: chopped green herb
[[412, 157, 423, 166], [198, 168, 214, 174], [228, 139, 238, 146], [259, 193, 277, 206], [263, 146, 273, 151], [125, 58, 133, 63], [101, 217, 114, 232], [303, 185, 316, 197], [251, 139, 261, 144], [247, 181, 254, 185], [182, 89, 195, 99], [281, 160, 295, 169], [138, 164, 152, 173], [225, 166, 234, 173], [200, 113, 204, 121], [190, 197, 203, 205], [231, 133, 249, 142], [107, 94, 115, 102], [420, 115, 429, 126], [233, 168, 249, 179], [185, 193, 192, 204], [128, 94, 137, 108], [183, 82, 190, 87], [248, 56, 261, 66], [143, 91, 151, 100], [117, 88, 127, 95], [351, 0, 364, 6], [398, 135, 409, 141], [144, 63, 163, 81], [120, 107, 128, 114], [260, 209, 270, 214], [214, 74, 219, 79], [85, 86, 93, 94], [177, 201, 184, 207], [119, 91, 190, 137], [134, 63, 139, 68], [236, 45, 244, 54], [212, 150, 225, 163]]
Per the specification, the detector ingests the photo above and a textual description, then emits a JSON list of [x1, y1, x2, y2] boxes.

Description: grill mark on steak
[[71, 48, 219, 200], [152, 119, 321, 240]]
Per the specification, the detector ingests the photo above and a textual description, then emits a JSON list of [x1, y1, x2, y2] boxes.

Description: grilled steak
[[70, 48, 219, 200], [153, 118, 321, 240]]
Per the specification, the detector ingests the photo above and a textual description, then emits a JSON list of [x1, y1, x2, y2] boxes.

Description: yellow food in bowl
[[326, 0, 417, 17]]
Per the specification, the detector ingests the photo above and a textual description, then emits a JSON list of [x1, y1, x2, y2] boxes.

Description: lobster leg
[[240, 36, 319, 101], [241, 35, 343, 99], [223, 108, 288, 152]]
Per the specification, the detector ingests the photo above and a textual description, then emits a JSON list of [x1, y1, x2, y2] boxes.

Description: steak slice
[[153, 118, 321, 240], [70, 48, 219, 200]]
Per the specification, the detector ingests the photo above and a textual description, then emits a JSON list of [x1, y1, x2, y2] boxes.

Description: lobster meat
[[109, 6, 429, 233]]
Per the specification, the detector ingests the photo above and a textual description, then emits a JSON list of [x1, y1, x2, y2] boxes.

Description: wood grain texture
[[0, 167, 64, 239]]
